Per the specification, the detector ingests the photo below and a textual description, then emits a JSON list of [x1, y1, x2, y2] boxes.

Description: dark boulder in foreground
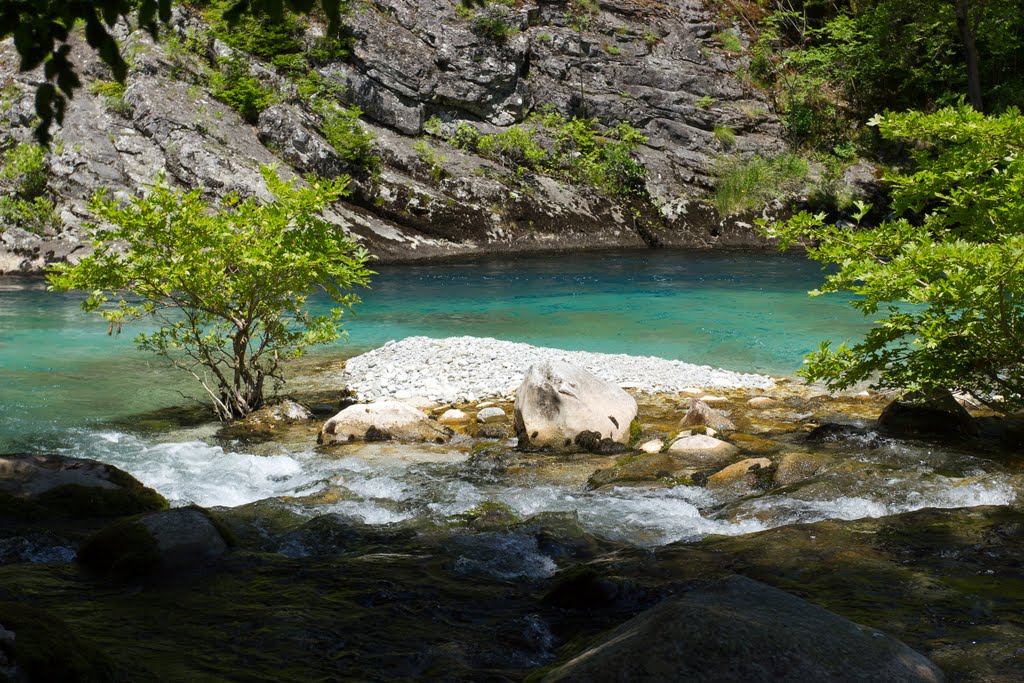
[[77, 508, 233, 579], [0, 453, 167, 519], [541, 575, 944, 683], [878, 389, 977, 438]]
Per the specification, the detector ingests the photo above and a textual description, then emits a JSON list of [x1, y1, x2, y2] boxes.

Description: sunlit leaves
[[47, 166, 372, 419], [757, 104, 1024, 411]]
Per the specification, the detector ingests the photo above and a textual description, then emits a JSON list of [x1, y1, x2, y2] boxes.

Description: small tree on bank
[[758, 104, 1024, 412], [48, 167, 372, 420]]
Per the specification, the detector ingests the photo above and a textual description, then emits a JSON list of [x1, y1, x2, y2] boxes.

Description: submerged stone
[[541, 575, 945, 682], [586, 453, 691, 490]]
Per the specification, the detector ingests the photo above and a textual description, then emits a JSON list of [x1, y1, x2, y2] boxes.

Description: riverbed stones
[[679, 399, 736, 432], [438, 408, 470, 425], [319, 401, 451, 444], [728, 433, 783, 454], [747, 396, 778, 408], [514, 361, 638, 453], [706, 458, 773, 490], [540, 575, 945, 682], [878, 389, 978, 438], [666, 435, 739, 463]]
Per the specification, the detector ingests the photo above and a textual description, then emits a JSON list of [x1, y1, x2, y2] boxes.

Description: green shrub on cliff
[[758, 104, 1024, 412], [48, 166, 372, 420]]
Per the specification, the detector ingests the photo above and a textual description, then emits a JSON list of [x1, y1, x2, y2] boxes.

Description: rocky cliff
[[0, 0, 791, 274]]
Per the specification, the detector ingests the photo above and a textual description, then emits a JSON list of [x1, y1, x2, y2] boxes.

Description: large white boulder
[[514, 361, 637, 452], [318, 401, 450, 444]]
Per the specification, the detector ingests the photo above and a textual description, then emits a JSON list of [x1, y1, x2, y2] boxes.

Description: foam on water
[[50, 427, 1022, 548], [62, 430, 325, 508]]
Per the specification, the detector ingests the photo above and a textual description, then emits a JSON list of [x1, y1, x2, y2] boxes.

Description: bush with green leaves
[[321, 105, 379, 175], [48, 167, 372, 420], [714, 153, 809, 216], [460, 112, 648, 197], [0, 143, 48, 199], [758, 105, 1024, 412], [210, 55, 275, 124], [0, 196, 61, 235]]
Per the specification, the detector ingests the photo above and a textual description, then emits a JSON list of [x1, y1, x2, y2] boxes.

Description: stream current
[[2, 250, 1020, 553]]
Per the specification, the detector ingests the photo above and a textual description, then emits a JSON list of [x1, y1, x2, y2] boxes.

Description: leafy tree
[[758, 104, 1024, 411], [47, 167, 372, 420]]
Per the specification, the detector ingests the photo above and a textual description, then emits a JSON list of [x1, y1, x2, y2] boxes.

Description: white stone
[[667, 434, 740, 462], [747, 396, 777, 408], [514, 361, 638, 452], [700, 395, 729, 405], [320, 401, 449, 444], [476, 407, 506, 423], [438, 408, 470, 424], [639, 439, 664, 454]]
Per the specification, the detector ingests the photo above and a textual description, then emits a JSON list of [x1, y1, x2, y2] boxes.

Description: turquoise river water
[[1, 250, 865, 448], [1, 248, 1020, 548]]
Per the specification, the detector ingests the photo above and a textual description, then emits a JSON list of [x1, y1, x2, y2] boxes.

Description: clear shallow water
[[3, 249, 1018, 548], [2, 250, 866, 446]]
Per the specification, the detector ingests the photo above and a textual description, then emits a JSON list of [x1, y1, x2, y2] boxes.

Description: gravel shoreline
[[338, 336, 775, 404]]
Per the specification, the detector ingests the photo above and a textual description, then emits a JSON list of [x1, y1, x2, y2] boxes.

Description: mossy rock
[[727, 432, 784, 455], [0, 601, 118, 682], [0, 454, 167, 520], [586, 453, 691, 490], [35, 483, 168, 518], [77, 508, 231, 579]]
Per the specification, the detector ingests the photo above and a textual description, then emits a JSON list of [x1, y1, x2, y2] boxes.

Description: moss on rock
[[0, 601, 118, 682], [35, 483, 168, 518], [76, 519, 162, 578]]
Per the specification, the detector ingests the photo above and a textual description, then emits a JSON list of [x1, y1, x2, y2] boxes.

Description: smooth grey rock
[[542, 575, 945, 682], [476, 406, 506, 423], [680, 398, 736, 431], [138, 508, 230, 569], [667, 434, 739, 463], [319, 400, 451, 444], [514, 361, 637, 452], [877, 389, 978, 438]]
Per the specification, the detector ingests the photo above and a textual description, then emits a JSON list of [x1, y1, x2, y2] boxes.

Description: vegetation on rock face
[[0, 142, 62, 236], [759, 104, 1024, 412], [47, 167, 372, 420], [714, 153, 808, 216], [426, 110, 649, 199], [1, 0, 365, 143]]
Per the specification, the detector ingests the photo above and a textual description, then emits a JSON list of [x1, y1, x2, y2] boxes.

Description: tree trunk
[[955, 0, 985, 111]]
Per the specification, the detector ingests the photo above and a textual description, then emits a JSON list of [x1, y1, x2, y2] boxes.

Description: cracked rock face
[[1, 1, 792, 274]]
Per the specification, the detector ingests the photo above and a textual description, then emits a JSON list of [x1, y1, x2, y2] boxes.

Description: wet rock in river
[[805, 423, 884, 448], [77, 507, 232, 578], [0, 453, 167, 519], [586, 454, 691, 490], [514, 361, 637, 453], [727, 432, 783, 454], [679, 399, 736, 432], [666, 435, 739, 464], [877, 389, 978, 438], [774, 452, 830, 486], [639, 439, 664, 454], [438, 408, 471, 425], [706, 458, 773, 490], [476, 407, 507, 423], [541, 575, 945, 682], [319, 400, 452, 444]]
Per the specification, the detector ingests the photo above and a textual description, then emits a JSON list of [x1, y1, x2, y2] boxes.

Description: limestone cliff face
[[0, 0, 789, 274]]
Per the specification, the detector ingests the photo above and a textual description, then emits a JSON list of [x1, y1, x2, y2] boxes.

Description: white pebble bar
[[338, 336, 774, 404]]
